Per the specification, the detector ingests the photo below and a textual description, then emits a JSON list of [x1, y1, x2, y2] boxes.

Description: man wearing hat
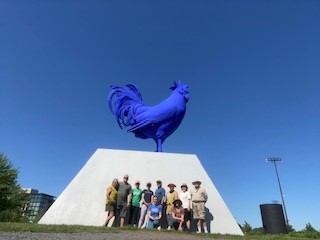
[[154, 180, 166, 229], [154, 180, 165, 206], [165, 183, 178, 230], [190, 180, 208, 233]]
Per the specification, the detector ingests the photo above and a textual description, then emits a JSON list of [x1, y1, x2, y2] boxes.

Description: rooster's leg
[[156, 138, 163, 152]]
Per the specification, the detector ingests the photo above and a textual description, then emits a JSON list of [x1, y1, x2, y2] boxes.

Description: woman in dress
[[102, 178, 119, 227]]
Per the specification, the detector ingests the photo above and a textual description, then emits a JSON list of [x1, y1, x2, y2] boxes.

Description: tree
[[0, 153, 27, 222], [304, 223, 317, 233], [242, 221, 253, 233], [286, 224, 295, 233], [301, 223, 320, 238]]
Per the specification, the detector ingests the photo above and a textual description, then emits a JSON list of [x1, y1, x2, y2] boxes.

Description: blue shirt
[[154, 187, 165, 205], [147, 204, 162, 219]]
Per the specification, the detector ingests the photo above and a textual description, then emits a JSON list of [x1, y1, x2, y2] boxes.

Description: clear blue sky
[[1, 0, 319, 230]]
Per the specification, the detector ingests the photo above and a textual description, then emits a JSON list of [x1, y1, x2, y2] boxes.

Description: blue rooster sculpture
[[108, 81, 189, 152]]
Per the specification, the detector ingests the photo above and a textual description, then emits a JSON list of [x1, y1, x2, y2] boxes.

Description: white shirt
[[179, 191, 191, 209]]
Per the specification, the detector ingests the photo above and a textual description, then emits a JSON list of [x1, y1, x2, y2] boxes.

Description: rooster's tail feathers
[[108, 84, 144, 128]]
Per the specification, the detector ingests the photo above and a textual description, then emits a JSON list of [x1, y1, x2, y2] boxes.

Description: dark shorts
[[117, 205, 128, 218], [184, 208, 191, 221], [105, 203, 116, 213]]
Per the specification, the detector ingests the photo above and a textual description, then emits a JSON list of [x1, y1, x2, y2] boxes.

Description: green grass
[[0, 222, 317, 240], [0, 222, 121, 233]]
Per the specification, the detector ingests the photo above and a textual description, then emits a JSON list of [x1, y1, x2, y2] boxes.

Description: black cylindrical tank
[[260, 203, 287, 234]]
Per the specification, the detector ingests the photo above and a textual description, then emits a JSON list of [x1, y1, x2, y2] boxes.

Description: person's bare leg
[[178, 220, 183, 230], [197, 219, 201, 233], [120, 217, 125, 227], [203, 220, 208, 233], [102, 212, 109, 226], [186, 220, 190, 230], [103, 212, 114, 227]]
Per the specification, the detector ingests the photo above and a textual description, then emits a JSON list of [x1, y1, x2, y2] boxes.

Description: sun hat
[[192, 180, 202, 185], [167, 183, 176, 187]]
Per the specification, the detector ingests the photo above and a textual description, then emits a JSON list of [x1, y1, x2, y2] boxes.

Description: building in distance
[[22, 188, 56, 222]]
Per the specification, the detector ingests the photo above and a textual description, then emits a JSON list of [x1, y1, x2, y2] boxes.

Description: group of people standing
[[103, 174, 209, 233]]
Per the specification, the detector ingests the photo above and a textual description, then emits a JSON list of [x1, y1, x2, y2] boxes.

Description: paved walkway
[[0, 231, 214, 240]]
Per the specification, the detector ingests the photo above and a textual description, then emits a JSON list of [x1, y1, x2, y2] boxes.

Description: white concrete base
[[39, 148, 243, 235]]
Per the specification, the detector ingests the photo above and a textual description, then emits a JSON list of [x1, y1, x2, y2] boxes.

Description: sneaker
[[157, 226, 161, 230], [167, 226, 171, 230], [196, 231, 201, 234]]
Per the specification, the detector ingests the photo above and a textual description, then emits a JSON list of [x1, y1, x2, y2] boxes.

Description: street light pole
[[266, 157, 289, 227]]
